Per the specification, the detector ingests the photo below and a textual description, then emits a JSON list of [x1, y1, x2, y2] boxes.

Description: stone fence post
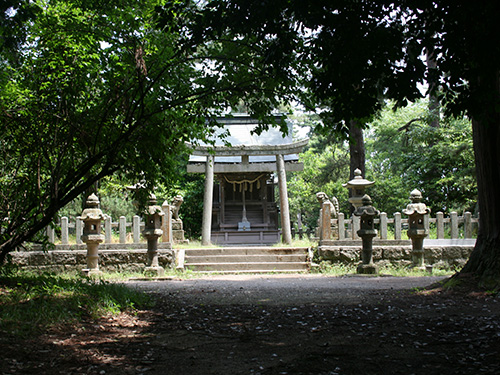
[[379, 212, 388, 240], [46, 226, 55, 244], [61, 217, 69, 245], [76, 218, 83, 245], [119, 216, 127, 244], [450, 212, 459, 239], [319, 201, 332, 242], [104, 216, 112, 244], [464, 211, 473, 238], [161, 200, 172, 243], [338, 212, 345, 240], [436, 212, 444, 239], [394, 212, 402, 240], [133, 215, 141, 243], [352, 215, 360, 240]]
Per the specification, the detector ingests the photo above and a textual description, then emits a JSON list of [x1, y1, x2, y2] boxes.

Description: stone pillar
[[133, 215, 141, 243], [450, 212, 459, 239], [380, 212, 388, 240], [436, 212, 445, 239], [161, 200, 172, 243], [464, 211, 472, 238], [76, 218, 83, 245], [61, 217, 69, 245], [202, 155, 214, 245], [338, 212, 345, 240], [119, 216, 127, 244], [320, 201, 332, 242], [104, 216, 112, 244], [352, 215, 361, 240], [46, 226, 55, 244], [394, 212, 402, 240], [276, 154, 292, 245]]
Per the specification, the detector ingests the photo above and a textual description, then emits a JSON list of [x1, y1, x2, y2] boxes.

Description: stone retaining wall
[[318, 244, 474, 269], [9, 247, 175, 274]]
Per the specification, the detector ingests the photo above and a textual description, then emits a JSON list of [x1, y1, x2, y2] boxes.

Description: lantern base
[[81, 268, 103, 277], [144, 266, 165, 277], [357, 263, 379, 275]]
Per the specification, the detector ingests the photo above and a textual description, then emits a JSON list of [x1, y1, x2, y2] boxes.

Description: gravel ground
[[126, 274, 449, 305]]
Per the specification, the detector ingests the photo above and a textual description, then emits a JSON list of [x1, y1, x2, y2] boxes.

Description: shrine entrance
[[211, 172, 279, 245], [187, 115, 308, 245]]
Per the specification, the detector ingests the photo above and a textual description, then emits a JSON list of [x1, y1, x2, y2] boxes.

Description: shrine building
[[187, 115, 308, 245]]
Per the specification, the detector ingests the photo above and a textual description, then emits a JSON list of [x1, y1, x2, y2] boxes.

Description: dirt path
[[127, 274, 449, 305], [2, 274, 500, 375]]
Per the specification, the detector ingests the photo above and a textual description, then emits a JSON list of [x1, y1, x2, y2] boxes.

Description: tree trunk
[[460, 72, 500, 286], [349, 120, 365, 179], [426, 48, 440, 128], [348, 120, 366, 215]]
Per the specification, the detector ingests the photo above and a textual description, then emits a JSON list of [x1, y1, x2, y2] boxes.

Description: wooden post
[[202, 155, 214, 245], [276, 154, 292, 244]]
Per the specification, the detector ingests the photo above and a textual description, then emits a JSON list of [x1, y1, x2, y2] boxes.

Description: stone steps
[[179, 246, 311, 273]]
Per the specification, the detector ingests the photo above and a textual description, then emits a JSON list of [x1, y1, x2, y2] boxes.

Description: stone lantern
[[142, 193, 165, 276], [343, 168, 375, 210], [402, 189, 431, 270], [353, 194, 379, 274], [80, 193, 106, 276]]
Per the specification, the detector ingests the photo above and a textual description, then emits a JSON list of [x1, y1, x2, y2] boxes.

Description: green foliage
[[0, 268, 153, 336], [1, 0, 299, 261], [366, 100, 477, 215], [288, 128, 350, 231]]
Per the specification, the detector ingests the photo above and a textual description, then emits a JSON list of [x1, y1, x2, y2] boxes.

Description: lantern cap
[[403, 189, 431, 215], [343, 169, 375, 189], [353, 194, 379, 217]]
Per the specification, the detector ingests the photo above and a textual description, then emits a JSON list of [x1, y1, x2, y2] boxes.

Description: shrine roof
[[189, 115, 307, 163]]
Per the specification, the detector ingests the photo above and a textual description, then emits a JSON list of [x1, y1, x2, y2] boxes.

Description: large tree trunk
[[460, 73, 500, 286], [349, 120, 365, 179], [348, 120, 365, 215]]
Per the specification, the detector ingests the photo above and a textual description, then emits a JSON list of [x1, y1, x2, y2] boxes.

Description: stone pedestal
[[408, 230, 426, 271], [172, 219, 189, 244], [357, 232, 378, 274], [81, 236, 104, 277], [143, 233, 165, 277]]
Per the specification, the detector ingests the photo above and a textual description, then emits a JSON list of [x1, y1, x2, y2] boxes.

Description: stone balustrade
[[316, 211, 478, 242]]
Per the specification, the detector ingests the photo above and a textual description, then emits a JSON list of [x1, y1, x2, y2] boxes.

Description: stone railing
[[46, 215, 149, 245], [318, 211, 478, 242]]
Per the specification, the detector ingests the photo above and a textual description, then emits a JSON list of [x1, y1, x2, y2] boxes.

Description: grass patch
[[0, 266, 153, 337]]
